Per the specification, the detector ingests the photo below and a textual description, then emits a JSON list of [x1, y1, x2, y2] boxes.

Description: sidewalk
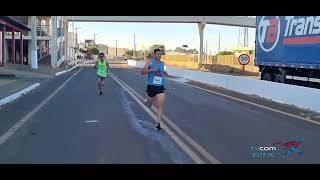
[[0, 77, 42, 100], [1, 64, 69, 78], [0, 61, 79, 107]]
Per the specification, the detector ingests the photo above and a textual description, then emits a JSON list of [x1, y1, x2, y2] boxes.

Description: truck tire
[[262, 72, 274, 81], [274, 74, 286, 83]]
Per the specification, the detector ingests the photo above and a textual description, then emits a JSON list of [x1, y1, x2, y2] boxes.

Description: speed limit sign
[[238, 54, 250, 65]]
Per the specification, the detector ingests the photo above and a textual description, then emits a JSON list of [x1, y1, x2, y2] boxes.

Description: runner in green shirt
[[94, 53, 109, 95]]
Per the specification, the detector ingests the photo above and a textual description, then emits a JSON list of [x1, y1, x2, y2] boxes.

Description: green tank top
[[97, 60, 108, 77]]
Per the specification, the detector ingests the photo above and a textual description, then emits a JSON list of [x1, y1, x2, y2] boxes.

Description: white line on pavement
[[55, 65, 80, 76], [110, 73, 206, 164], [0, 83, 40, 107], [111, 73, 221, 164], [128, 68, 320, 127], [113, 70, 222, 163], [110, 72, 221, 164], [0, 68, 83, 146], [183, 83, 320, 126], [85, 120, 100, 123]]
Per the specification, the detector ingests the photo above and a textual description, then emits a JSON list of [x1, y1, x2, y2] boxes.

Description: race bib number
[[153, 76, 162, 85]]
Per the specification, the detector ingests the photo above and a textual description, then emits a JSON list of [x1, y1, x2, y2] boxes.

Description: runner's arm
[[106, 60, 110, 73], [106, 60, 110, 71], [94, 61, 98, 69], [141, 60, 151, 75], [163, 62, 169, 76]]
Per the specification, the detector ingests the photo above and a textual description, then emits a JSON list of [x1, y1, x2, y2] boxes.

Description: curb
[[55, 65, 80, 77], [0, 74, 16, 78], [0, 83, 41, 107], [84, 60, 95, 64]]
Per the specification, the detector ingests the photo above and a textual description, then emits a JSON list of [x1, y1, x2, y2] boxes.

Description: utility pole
[[218, 32, 221, 55], [74, 27, 81, 61], [244, 16, 249, 47], [115, 40, 118, 57], [205, 40, 208, 64], [238, 28, 241, 47], [133, 34, 136, 60], [93, 33, 98, 46], [75, 27, 81, 48]]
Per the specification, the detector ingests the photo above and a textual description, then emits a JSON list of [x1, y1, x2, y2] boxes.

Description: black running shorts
[[146, 85, 165, 97], [97, 75, 106, 81]]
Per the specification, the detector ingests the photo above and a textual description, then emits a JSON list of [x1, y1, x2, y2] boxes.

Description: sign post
[[238, 54, 250, 75]]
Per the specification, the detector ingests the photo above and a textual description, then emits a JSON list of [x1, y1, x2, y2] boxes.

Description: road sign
[[238, 54, 250, 65]]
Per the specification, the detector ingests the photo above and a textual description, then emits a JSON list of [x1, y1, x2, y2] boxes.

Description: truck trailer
[[256, 16, 320, 87]]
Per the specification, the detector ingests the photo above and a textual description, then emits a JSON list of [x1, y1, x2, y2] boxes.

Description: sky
[[70, 21, 256, 54]]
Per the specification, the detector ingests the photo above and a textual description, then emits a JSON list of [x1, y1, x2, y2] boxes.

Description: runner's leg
[[98, 78, 101, 91], [155, 93, 165, 124], [145, 85, 155, 108], [146, 96, 154, 108], [101, 77, 105, 87], [101, 78, 105, 87], [98, 77, 103, 95]]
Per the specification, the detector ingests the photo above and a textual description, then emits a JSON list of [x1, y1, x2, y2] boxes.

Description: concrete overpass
[[65, 16, 256, 64]]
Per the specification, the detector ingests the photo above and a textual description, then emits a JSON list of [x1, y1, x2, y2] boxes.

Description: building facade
[[107, 47, 128, 59], [1, 16, 69, 69], [0, 16, 30, 66]]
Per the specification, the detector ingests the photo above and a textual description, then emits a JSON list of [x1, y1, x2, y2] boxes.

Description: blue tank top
[[147, 59, 165, 86]]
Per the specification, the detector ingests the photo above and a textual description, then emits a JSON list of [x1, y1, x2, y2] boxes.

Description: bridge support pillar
[[198, 22, 205, 65], [51, 16, 58, 68], [30, 16, 38, 69]]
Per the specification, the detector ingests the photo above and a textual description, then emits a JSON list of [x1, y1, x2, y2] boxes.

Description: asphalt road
[[0, 65, 319, 164]]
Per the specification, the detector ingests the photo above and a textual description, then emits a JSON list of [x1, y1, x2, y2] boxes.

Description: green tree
[[174, 47, 198, 54], [125, 50, 133, 57], [147, 52, 153, 58], [125, 50, 142, 58], [147, 44, 166, 58], [218, 51, 234, 55], [174, 47, 184, 52], [87, 46, 100, 55]]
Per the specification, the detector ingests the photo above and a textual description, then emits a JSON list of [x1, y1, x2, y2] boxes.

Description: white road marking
[[183, 83, 320, 126], [110, 73, 206, 164], [110, 72, 221, 164], [0, 83, 40, 107], [129, 68, 320, 127], [0, 68, 83, 146], [111, 73, 220, 164], [55, 65, 79, 76], [85, 120, 100, 123]]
